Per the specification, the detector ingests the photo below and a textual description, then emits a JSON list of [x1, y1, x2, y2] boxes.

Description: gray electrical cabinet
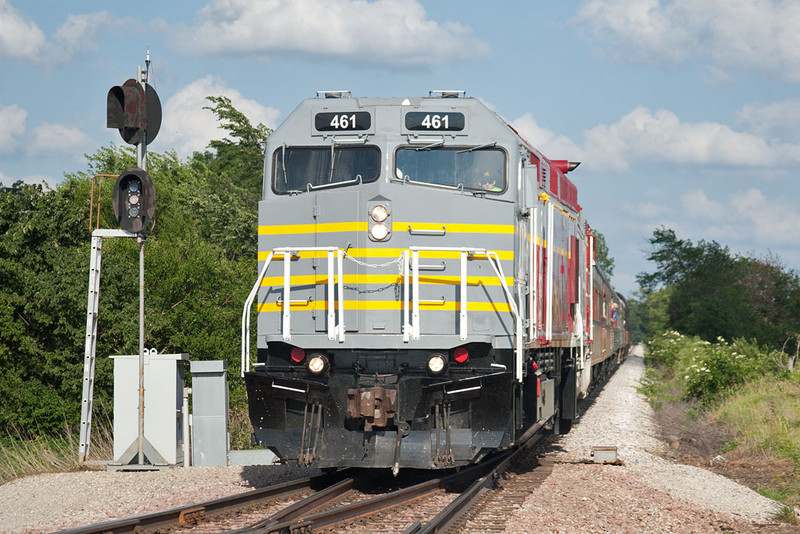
[[190, 360, 229, 466], [110, 352, 189, 466]]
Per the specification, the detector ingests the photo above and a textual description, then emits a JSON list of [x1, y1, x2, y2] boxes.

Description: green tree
[[593, 230, 615, 278], [196, 95, 272, 195], [0, 97, 271, 436], [636, 227, 800, 348], [627, 286, 672, 342], [740, 255, 800, 348], [0, 179, 95, 431]]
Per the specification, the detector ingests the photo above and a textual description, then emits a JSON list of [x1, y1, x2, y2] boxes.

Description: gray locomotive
[[241, 91, 628, 472]]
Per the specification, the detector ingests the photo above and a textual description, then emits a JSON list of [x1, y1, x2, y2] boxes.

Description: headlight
[[307, 353, 328, 375], [427, 353, 447, 374], [370, 204, 389, 222], [369, 223, 389, 241]]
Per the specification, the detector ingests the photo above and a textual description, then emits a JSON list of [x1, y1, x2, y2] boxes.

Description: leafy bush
[[646, 331, 783, 406]]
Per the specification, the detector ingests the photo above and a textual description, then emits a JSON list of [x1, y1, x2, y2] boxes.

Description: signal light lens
[[290, 347, 306, 363], [370, 204, 389, 222], [427, 353, 447, 375], [453, 347, 469, 363], [369, 223, 389, 241], [307, 353, 328, 375]]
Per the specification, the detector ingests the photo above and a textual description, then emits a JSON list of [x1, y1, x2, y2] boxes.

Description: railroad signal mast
[[79, 54, 163, 467]]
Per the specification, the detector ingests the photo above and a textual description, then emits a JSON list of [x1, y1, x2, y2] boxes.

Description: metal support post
[[137, 236, 146, 463]]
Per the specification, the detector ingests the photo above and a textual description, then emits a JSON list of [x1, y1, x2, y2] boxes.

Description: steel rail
[[262, 477, 443, 533], [57, 473, 343, 534], [404, 425, 548, 534], [259, 459, 504, 534], [229, 474, 364, 533]]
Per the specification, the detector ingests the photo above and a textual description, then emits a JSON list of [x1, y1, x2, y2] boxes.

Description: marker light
[[370, 204, 389, 222], [453, 347, 469, 363], [307, 353, 328, 375], [370, 223, 389, 241], [427, 353, 447, 374], [290, 347, 306, 363]]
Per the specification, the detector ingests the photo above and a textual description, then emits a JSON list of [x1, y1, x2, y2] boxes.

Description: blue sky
[[2, 0, 800, 297]]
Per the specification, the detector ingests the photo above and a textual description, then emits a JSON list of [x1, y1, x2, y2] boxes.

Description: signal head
[[112, 167, 155, 234]]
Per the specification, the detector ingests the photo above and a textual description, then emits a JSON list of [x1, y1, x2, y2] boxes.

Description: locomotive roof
[[280, 92, 545, 151]]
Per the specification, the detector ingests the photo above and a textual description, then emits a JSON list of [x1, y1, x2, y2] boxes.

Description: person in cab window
[[478, 171, 501, 192]]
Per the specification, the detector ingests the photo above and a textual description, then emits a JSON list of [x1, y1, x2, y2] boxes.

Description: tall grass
[[0, 417, 114, 485], [716, 375, 800, 464]]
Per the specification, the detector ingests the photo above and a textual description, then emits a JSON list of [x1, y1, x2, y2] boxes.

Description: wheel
[[554, 415, 572, 435]]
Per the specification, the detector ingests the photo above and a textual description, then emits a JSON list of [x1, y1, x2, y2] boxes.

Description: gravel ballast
[[0, 345, 791, 533], [503, 345, 789, 533]]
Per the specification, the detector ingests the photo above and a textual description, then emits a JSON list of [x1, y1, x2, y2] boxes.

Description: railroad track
[[63, 393, 640, 534], [59, 434, 555, 534], [57, 471, 344, 534]]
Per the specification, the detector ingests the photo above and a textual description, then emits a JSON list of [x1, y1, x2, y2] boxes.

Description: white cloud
[[0, 104, 27, 152], [582, 106, 789, 171], [681, 190, 724, 220], [575, 0, 800, 83], [0, 1, 126, 64], [27, 123, 91, 156], [636, 201, 673, 220], [509, 104, 800, 172], [729, 188, 800, 246], [512, 102, 800, 173], [160, 76, 281, 158], [576, 0, 691, 65], [676, 188, 800, 248], [735, 99, 800, 143], [510, 113, 584, 161], [0, 0, 45, 61], [48, 11, 120, 63], [177, 0, 490, 67]]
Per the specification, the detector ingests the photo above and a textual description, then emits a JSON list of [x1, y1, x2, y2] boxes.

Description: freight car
[[241, 90, 628, 471]]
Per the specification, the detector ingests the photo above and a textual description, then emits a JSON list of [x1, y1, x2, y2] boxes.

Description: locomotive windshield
[[395, 146, 506, 192], [272, 145, 380, 194]]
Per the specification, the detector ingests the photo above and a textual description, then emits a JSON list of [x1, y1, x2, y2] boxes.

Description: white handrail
[[459, 250, 468, 341], [282, 251, 292, 341], [241, 247, 345, 377], [403, 250, 411, 342], [546, 203, 554, 341], [486, 251, 524, 382], [326, 251, 336, 340], [412, 249, 421, 340], [529, 206, 537, 341], [241, 252, 274, 377], [336, 249, 345, 342]]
